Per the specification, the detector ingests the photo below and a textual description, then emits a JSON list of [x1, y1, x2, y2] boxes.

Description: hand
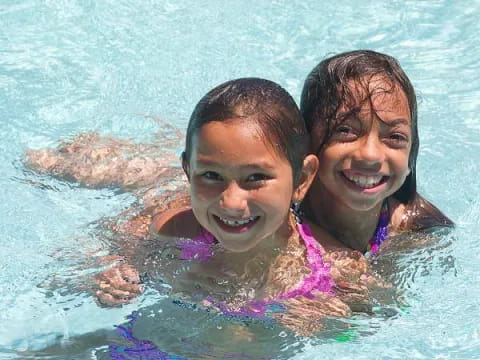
[[325, 249, 369, 283], [326, 249, 394, 312], [94, 263, 143, 307]]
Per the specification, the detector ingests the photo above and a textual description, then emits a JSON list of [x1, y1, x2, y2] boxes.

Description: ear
[[181, 152, 191, 182], [292, 154, 319, 203]]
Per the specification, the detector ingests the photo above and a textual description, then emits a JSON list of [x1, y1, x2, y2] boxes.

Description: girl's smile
[[340, 170, 390, 194], [213, 215, 260, 234]]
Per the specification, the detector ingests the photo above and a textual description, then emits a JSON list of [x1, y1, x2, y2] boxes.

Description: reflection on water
[[1, 0, 479, 359]]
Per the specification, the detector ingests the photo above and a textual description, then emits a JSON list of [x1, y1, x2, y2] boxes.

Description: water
[[1, 0, 479, 358]]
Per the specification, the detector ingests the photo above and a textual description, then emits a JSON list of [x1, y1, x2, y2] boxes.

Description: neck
[[305, 181, 383, 252]]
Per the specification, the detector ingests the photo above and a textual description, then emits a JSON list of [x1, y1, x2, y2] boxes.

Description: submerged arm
[[25, 128, 184, 191]]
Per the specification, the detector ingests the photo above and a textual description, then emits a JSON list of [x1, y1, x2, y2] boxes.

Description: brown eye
[[333, 125, 357, 141], [201, 171, 222, 181], [385, 133, 409, 148], [246, 173, 270, 182]]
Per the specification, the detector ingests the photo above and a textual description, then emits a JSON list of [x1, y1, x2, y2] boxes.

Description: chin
[[220, 239, 260, 253], [343, 197, 385, 212], [222, 245, 250, 253]]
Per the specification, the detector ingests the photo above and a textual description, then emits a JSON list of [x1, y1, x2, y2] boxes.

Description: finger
[[111, 278, 142, 293], [96, 267, 123, 282], [96, 291, 132, 307], [96, 275, 143, 297], [99, 280, 142, 296], [118, 265, 141, 284], [97, 267, 141, 292], [106, 286, 138, 299]]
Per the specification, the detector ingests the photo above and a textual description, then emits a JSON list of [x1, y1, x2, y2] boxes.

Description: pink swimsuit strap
[[178, 223, 334, 299], [201, 223, 334, 318], [278, 222, 334, 299]]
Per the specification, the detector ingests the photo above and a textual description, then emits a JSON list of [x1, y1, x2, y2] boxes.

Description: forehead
[[341, 75, 411, 123], [191, 119, 287, 165]]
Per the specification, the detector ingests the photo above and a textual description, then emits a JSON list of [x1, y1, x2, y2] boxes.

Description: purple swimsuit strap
[[366, 199, 389, 255], [177, 228, 215, 262]]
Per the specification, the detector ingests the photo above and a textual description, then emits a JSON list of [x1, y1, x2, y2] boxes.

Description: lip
[[213, 215, 260, 234], [339, 171, 389, 195]]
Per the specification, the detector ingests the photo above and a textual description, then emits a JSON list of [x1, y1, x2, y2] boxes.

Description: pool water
[[1, 0, 479, 359]]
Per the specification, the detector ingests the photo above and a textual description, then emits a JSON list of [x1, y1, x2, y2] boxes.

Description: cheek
[[395, 151, 411, 175], [316, 150, 338, 180], [318, 145, 343, 167], [190, 181, 220, 202], [259, 184, 294, 218]]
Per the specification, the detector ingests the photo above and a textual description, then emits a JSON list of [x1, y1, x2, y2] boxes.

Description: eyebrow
[[336, 113, 410, 126], [195, 159, 277, 170], [383, 118, 410, 126]]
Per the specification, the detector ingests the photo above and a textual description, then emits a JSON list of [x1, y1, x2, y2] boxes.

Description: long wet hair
[[301, 50, 453, 229], [183, 77, 309, 184]]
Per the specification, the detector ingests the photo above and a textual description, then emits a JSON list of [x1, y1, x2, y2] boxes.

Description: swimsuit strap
[[203, 222, 334, 318], [366, 199, 389, 255], [177, 228, 215, 262], [278, 222, 334, 300], [176, 221, 334, 318]]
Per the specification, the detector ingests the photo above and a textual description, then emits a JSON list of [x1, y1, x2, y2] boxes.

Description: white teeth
[[217, 216, 257, 227], [344, 173, 383, 188]]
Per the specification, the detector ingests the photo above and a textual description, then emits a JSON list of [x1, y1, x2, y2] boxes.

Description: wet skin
[[305, 77, 413, 252], [185, 119, 313, 253], [315, 78, 412, 213]]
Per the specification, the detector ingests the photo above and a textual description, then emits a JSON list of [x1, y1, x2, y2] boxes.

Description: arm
[[94, 194, 194, 307], [390, 193, 454, 233], [25, 131, 184, 191]]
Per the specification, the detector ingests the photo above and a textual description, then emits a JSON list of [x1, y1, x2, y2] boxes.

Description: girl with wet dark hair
[[95, 78, 382, 326], [300, 49, 453, 254]]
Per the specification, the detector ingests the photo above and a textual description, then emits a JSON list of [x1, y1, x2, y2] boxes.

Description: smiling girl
[[301, 50, 454, 255]]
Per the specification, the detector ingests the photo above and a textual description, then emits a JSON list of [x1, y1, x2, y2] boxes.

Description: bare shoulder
[[388, 195, 454, 234], [387, 197, 407, 235], [150, 205, 199, 239]]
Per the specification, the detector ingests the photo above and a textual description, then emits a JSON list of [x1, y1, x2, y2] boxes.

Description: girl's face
[[186, 119, 315, 252], [315, 78, 412, 211]]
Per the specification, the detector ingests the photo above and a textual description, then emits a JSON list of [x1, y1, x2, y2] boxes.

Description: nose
[[219, 181, 248, 214], [354, 132, 385, 165]]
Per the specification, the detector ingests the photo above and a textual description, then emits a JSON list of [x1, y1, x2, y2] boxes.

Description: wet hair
[[301, 50, 453, 229], [183, 77, 309, 184], [301, 49, 418, 203]]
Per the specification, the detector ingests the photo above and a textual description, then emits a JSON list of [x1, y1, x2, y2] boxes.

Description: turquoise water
[[1, 0, 479, 358]]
